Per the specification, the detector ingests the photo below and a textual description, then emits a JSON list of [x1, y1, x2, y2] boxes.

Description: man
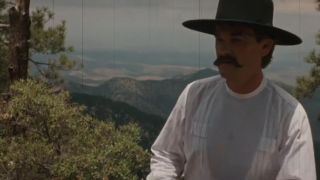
[[147, 0, 316, 179]]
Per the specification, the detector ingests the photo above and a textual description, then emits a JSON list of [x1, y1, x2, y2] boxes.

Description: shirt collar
[[225, 76, 267, 99]]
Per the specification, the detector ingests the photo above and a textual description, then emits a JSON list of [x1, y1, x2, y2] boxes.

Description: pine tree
[[295, 0, 320, 122], [0, 0, 10, 92], [294, 0, 320, 176], [0, 79, 150, 179], [0, 0, 77, 92]]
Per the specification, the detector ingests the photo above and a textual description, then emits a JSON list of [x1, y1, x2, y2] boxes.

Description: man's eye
[[231, 38, 243, 42]]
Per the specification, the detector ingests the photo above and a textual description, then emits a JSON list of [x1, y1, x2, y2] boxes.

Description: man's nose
[[216, 42, 232, 56]]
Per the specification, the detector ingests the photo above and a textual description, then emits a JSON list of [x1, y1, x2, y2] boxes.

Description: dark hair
[[253, 27, 275, 69]]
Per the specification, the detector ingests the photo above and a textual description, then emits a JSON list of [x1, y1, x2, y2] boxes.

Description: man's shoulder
[[188, 75, 223, 88], [181, 75, 224, 99], [266, 80, 300, 110]]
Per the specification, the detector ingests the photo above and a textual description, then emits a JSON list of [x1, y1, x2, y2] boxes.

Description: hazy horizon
[[30, 0, 320, 86]]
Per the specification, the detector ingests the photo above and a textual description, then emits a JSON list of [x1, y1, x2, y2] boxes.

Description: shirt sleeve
[[276, 104, 317, 180], [146, 84, 190, 180]]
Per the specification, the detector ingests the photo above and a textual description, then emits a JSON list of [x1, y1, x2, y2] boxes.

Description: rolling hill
[[67, 68, 219, 118], [70, 93, 165, 148]]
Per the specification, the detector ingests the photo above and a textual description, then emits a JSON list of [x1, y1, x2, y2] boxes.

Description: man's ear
[[261, 38, 274, 56]]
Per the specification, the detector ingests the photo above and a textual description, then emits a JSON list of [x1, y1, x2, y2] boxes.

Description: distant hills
[[67, 68, 296, 118], [67, 68, 219, 118], [67, 68, 219, 148]]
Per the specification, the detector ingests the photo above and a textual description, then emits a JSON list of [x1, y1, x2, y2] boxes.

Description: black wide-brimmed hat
[[182, 0, 302, 45]]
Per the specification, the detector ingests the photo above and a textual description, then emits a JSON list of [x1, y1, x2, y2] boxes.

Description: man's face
[[214, 24, 273, 84]]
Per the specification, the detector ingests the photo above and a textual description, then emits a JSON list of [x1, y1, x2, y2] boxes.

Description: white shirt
[[147, 75, 316, 180]]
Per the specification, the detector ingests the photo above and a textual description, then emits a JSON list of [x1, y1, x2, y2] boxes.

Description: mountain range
[[67, 68, 219, 118], [66, 68, 296, 118]]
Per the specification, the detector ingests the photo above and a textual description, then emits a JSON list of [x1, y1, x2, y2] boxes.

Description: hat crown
[[216, 0, 274, 26], [182, 0, 302, 45]]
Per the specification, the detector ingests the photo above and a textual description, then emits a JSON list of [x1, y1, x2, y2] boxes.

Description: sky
[[30, 0, 320, 86]]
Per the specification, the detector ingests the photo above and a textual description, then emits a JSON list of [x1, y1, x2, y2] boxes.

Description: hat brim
[[182, 19, 302, 45]]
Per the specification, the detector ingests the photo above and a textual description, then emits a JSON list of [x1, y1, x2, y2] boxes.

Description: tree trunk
[[8, 0, 30, 82]]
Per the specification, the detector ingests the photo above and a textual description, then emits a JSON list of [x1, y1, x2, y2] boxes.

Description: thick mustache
[[213, 56, 243, 68]]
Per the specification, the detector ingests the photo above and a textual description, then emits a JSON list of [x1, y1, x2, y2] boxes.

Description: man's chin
[[218, 64, 236, 76], [218, 69, 237, 82]]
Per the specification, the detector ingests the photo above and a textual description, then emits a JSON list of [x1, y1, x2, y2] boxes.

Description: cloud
[[32, 0, 319, 86], [31, 0, 319, 53], [33, 0, 318, 14], [32, 0, 318, 16], [275, 0, 318, 15], [32, 0, 202, 10]]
